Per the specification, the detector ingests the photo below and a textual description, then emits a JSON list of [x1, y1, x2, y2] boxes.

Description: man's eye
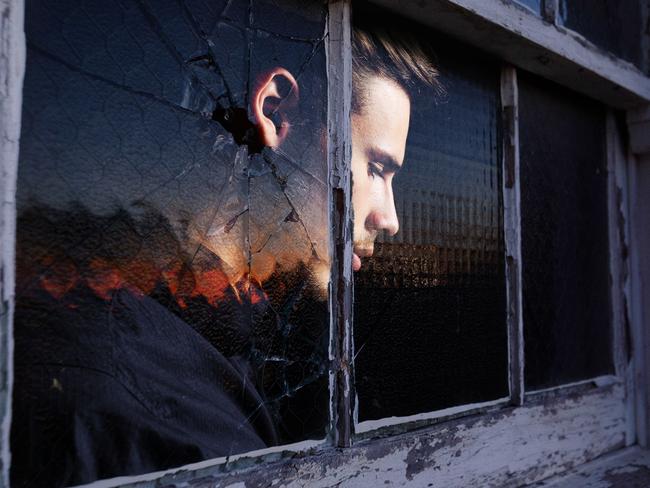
[[367, 161, 384, 178]]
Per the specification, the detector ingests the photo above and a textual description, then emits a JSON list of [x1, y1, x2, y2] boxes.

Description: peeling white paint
[[627, 106, 650, 449], [0, 0, 25, 486], [538, 446, 650, 487], [500, 65, 524, 406], [72, 439, 325, 488], [122, 384, 626, 487], [370, 0, 650, 108], [224, 482, 247, 488], [356, 396, 509, 434], [527, 375, 620, 396]]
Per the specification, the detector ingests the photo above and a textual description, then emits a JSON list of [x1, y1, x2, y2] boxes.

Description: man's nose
[[369, 186, 399, 236]]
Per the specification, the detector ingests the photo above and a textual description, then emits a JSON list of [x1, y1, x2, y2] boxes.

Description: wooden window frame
[[1, 0, 649, 486]]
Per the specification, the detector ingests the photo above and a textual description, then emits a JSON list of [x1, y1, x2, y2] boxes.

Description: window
[[12, 0, 330, 485], [0, 0, 648, 486], [354, 24, 508, 424], [519, 73, 612, 390]]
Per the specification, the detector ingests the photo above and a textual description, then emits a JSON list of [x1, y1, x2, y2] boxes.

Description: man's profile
[[11, 2, 439, 486], [254, 18, 440, 271]]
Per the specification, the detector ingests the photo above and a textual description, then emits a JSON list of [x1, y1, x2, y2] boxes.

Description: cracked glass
[[519, 72, 613, 390], [351, 11, 508, 422], [12, 0, 328, 485]]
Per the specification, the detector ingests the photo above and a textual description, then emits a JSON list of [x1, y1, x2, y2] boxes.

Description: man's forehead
[[360, 76, 411, 113], [353, 76, 411, 165]]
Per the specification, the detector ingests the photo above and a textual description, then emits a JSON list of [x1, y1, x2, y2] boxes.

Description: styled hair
[[352, 12, 442, 114]]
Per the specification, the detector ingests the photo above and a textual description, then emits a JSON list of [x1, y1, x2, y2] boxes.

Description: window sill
[[532, 445, 650, 487]]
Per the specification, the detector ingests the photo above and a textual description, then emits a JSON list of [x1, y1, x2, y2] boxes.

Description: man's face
[[351, 76, 411, 271]]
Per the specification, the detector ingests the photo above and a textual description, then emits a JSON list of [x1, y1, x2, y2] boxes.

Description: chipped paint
[[0, 0, 24, 485], [356, 397, 509, 435], [370, 0, 650, 108], [500, 65, 524, 407], [536, 446, 650, 487], [105, 383, 627, 488], [326, 0, 354, 449]]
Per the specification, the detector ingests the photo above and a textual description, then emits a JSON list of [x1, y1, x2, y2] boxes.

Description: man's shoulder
[[12, 287, 271, 485]]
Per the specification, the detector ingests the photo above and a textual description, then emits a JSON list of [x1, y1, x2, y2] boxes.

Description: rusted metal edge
[[326, 0, 354, 448], [500, 65, 524, 406]]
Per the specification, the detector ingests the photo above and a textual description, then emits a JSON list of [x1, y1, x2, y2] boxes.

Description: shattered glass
[[559, 0, 643, 70], [12, 0, 329, 485], [519, 72, 613, 390], [353, 26, 508, 422]]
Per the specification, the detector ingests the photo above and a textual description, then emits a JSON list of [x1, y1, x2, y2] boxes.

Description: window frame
[[0, 0, 648, 486]]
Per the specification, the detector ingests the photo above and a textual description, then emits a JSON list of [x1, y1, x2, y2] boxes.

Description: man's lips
[[352, 252, 361, 271], [352, 248, 373, 271]]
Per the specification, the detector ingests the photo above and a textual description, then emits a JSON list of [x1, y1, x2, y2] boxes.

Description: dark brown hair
[[352, 11, 442, 113]]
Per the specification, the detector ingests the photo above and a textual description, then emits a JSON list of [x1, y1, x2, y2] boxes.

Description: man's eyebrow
[[367, 149, 402, 174]]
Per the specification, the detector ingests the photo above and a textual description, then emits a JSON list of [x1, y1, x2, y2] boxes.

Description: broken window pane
[[352, 12, 508, 422], [559, 0, 643, 69], [13, 0, 328, 485], [519, 72, 613, 390]]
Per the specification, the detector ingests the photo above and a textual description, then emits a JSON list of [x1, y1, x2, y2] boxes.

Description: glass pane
[[352, 13, 508, 422], [13, 0, 329, 485], [559, 0, 643, 69], [519, 72, 613, 390], [514, 0, 541, 14]]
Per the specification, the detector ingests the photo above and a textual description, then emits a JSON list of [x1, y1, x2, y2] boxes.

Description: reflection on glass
[[352, 14, 508, 422], [559, 0, 643, 69], [520, 73, 612, 390], [12, 0, 328, 485]]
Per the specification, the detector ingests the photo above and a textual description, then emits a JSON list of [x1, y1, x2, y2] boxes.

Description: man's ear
[[252, 68, 299, 148]]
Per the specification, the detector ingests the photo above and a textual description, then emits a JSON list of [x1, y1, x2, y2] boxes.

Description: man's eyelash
[[368, 161, 384, 176]]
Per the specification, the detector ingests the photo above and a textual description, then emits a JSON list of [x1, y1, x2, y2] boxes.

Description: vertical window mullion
[[606, 110, 635, 446], [0, 0, 24, 484], [327, 0, 354, 448], [501, 65, 525, 406], [541, 0, 559, 24]]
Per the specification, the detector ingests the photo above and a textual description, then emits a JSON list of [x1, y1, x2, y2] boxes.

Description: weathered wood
[[535, 446, 650, 487], [628, 105, 650, 155], [355, 397, 509, 436], [606, 111, 636, 447], [626, 105, 650, 449], [92, 383, 626, 488], [501, 65, 524, 406], [369, 0, 650, 109], [0, 0, 24, 485], [326, 0, 354, 448], [627, 106, 650, 447], [541, 0, 557, 25]]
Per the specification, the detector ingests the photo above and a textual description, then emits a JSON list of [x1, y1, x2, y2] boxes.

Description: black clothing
[[11, 286, 276, 487]]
